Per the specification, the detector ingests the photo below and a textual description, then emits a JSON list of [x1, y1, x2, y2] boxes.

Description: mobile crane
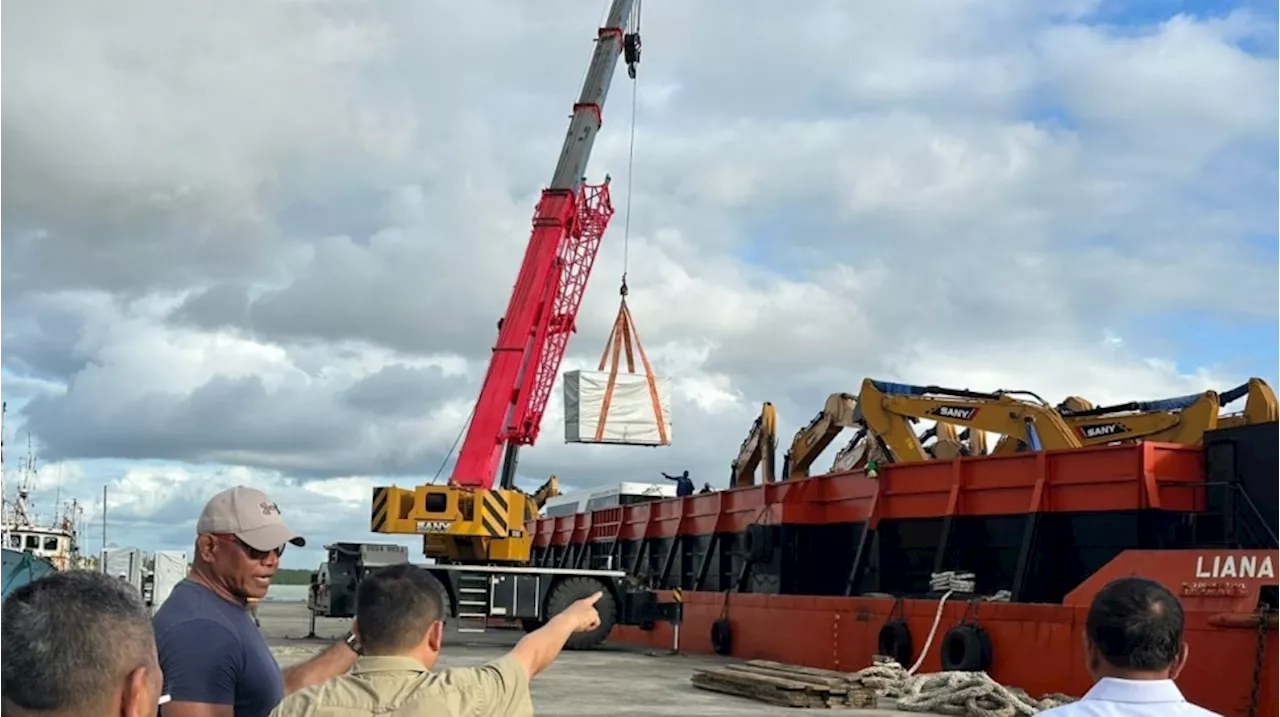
[[308, 0, 680, 649]]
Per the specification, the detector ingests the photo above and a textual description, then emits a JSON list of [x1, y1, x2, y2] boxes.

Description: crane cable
[[620, 0, 642, 293]]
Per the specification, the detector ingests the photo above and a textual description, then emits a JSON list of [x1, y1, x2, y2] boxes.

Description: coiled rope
[[851, 657, 1075, 717]]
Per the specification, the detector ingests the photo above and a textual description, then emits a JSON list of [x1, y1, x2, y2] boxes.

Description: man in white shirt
[[1041, 576, 1219, 716]]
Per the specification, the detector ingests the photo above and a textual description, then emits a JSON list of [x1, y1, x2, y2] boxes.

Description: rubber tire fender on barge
[[744, 524, 775, 563], [939, 622, 992, 672], [876, 618, 913, 667], [710, 618, 733, 656], [545, 576, 617, 650]]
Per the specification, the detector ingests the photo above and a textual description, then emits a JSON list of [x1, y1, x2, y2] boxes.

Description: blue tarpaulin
[[2, 548, 58, 602]]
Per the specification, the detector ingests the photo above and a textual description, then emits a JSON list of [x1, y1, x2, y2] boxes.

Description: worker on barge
[[662, 470, 695, 497], [1040, 576, 1218, 717]]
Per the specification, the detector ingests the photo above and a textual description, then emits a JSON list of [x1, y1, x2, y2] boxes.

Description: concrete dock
[[259, 601, 934, 716]]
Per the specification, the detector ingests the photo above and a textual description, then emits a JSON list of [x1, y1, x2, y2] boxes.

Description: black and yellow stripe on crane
[[371, 487, 390, 533], [479, 490, 509, 538]]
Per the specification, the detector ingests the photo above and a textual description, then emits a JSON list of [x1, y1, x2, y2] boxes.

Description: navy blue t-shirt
[[153, 579, 284, 717]]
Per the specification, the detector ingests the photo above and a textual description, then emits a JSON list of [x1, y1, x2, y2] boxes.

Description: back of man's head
[[1085, 576, 1185, 674], [355, 564, 445, 656], [2, 570, 160, 716]]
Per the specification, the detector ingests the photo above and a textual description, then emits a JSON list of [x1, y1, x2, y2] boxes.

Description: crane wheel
[[545, 577, 617, 650]]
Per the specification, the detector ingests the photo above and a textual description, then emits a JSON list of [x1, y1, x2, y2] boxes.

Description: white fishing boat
[[1, 404, 86, 572]]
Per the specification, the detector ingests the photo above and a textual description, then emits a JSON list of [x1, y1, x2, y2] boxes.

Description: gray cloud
[[341, 364, 463, 417], [1, 0, 1275, 556]]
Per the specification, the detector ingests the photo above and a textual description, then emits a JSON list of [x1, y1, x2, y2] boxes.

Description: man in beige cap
[[153, 486, 358, 717]]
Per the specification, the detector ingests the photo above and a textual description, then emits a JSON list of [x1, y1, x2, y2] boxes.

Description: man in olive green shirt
[[270, 564, 604, 717]]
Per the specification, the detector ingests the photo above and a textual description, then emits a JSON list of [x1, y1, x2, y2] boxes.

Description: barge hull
[[528, 427, 1280, 717], [611, 549, 1278, 717]]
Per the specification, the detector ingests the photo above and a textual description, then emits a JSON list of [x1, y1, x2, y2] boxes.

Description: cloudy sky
[[2, 0, 1276, 570]]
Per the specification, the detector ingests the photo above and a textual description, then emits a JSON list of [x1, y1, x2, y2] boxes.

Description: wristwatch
[[344, 630, 363, 655]]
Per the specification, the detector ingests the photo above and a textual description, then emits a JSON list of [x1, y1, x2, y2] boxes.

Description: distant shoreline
[[265, 584, 310, 603], [270, 568, 314, 586]]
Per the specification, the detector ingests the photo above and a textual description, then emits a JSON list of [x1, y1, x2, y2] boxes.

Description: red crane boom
[[450, 0, 640, 490]]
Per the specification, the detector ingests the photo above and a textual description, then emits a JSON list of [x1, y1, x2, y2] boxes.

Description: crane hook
[[623, 32, 641, 79]]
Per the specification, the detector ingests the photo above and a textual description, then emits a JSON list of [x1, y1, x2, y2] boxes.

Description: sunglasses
[[211, 533, 286, 560]]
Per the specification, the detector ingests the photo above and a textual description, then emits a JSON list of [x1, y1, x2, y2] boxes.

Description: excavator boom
[[730, 402, 778, 487], [993, 379, 1276, 455], [854, 378, 1082, 464], [1059, 390, 1221, 446], [782, 393, 856, 479]]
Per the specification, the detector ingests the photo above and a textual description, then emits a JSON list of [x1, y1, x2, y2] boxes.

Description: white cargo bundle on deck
[[563, 370, 673, 446]]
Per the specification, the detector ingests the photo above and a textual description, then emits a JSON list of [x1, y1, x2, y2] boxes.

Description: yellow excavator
[[851, 378, 1083, 466], [780, 393, 857, 479], [991, 389, 1222, 454], [836, 378, 1277, 469], [730, 402, 778, 488], [991, 378, 1277, 454]]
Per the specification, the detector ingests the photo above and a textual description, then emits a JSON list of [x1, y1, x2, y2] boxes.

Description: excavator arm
[[992, 380, 1275, 455], [830, 427, 870, 473], [531, 475, 562, 510], [922, 423, 988, 459], [781, 393, 856, 479], [853, 378, 1082, 464], [1218, 377, 1278, 429], [1059, 390, 1221, 445], [730, 402, 778, 488], [517, 474, 563, 524]]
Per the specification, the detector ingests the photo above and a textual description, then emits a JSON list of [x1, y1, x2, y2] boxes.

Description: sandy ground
[[259, 601, 939, 716]]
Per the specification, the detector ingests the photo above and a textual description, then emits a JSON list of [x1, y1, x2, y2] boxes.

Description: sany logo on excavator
[[927, 405, 979, 422], [1078, 423, 1130, 440]]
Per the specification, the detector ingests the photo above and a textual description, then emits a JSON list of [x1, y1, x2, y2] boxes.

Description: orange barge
[[528, 423, 1279, 717]]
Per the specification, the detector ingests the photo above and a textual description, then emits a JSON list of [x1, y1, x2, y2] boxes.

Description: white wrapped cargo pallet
[[564, 369, 673, 446], [151, 550, 188, 612]]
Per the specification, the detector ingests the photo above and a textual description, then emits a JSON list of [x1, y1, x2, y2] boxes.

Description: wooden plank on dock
[[690, 662, 878, 709]]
